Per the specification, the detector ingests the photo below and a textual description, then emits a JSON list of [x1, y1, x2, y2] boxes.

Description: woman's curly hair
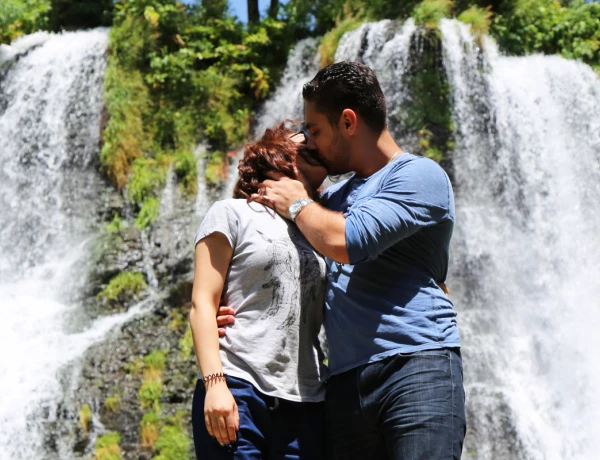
[[232, 123, 299, 200]]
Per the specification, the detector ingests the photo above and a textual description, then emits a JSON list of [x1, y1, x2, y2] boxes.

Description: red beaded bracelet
[[202, 372, 227, 386]]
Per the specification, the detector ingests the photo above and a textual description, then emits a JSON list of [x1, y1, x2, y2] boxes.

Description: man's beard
[[324, 132, 351, 176]]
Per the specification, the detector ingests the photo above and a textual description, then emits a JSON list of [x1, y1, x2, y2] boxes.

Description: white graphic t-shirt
[[195, 198, 328, 402]]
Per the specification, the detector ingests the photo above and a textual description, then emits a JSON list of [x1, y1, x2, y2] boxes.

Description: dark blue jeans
[[192, 375, 325, 459], [325, 348, 466, 460]]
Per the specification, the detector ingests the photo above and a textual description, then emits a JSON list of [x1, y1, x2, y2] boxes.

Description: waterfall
[[439, 19, 600, 459], [253, 37, 321, 137], [0, 30, 153, 459]]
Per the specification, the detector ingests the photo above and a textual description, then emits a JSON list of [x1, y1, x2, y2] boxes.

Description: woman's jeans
[[325, 348, 466, 460], [192, 375, 324, 459]]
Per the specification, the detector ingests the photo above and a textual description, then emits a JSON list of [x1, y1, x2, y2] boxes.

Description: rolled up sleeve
[[345, 159, 451, 265]]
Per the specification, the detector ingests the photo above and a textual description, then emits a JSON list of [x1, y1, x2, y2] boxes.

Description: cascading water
[[253, 37, 321, 137], [0, 30, 153, 459], [439, 19, 600, 459]]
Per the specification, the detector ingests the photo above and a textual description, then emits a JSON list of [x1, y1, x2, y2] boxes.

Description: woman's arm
[[189, 232, 238, 445]]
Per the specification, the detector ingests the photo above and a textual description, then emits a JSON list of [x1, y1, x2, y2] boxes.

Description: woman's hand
[[204, 381, 239, 445]]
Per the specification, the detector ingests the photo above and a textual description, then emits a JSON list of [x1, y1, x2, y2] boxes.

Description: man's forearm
[[295, 202, 350, 264]]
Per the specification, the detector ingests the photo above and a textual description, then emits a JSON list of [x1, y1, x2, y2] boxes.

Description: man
[[222, 61, 465, 459]]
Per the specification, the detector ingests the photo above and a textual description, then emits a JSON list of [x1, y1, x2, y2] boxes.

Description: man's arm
[[294, 202, 349, 264], [260, 175, 350, 263]]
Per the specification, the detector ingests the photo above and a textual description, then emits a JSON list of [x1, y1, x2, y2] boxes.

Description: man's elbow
[[323, 237, 350, 264]]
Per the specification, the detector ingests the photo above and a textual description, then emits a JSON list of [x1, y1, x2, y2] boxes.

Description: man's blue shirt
[[320, 153, 461, 375]]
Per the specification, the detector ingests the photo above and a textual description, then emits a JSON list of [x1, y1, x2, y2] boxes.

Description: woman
[[190, 123, 329, 459]]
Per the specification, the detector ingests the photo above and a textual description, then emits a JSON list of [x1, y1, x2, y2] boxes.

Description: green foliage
[[139, 378, 162, 410], [179, 326, 194, 360], [458, 5, 493, 36], [135, 197, 160, 230], [398, 28, 454, 164], [101, 53, 151, 190], [95, 432, 122, 460], [97, 271, 147, 303], [127, 157, 169, 204], [100, 0, 303, 207], [204, 151, 228, 186], [104, 395, 121, 415], [413, 0, 454, 27], [493, 0, 600, 70], [78, 403, 92, 435], [105, 213, 123, 233], [0, 0, 50, 44], [140, 410, 161, 447], [154, 424, 191, 460], [320, 16, 364, 68], [144, 349, 166, 376]]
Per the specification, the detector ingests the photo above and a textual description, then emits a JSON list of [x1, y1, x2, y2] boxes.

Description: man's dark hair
[[302, 61, 387, 134]]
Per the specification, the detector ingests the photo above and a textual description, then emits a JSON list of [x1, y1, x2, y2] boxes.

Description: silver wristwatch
[[288, 198, 314, 222]]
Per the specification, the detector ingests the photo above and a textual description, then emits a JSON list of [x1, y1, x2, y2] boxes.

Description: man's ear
[[340, 109, 357, 135]]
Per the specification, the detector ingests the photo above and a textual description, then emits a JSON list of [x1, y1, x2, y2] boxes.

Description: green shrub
[[458, 5, 493, 36], [135, 197, 160, 230], [155, 424, 191, 460], [139, 379, 162, 410], [493, 0, 600, 71], [95, 431, 122, 460], [127, 157, 169, 205], [97, 271, 147, 303], [413, 0, 454, 27]]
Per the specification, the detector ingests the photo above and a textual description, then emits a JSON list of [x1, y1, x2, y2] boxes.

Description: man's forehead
[[303, 102, 325, 128]]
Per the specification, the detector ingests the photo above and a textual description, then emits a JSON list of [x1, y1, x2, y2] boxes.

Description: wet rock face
[[43, 181, 201, 458], [46, 296, 197, 459]]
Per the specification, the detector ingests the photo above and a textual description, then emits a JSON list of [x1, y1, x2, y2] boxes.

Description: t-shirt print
[[257, 226, 323, 331]]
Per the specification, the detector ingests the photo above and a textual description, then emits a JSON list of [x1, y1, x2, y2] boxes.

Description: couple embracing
[[189, 61, 466, 460]]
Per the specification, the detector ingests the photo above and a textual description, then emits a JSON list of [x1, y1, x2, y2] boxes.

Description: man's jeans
[[325, 348, 466, 460], [192, 375, 325, 459]]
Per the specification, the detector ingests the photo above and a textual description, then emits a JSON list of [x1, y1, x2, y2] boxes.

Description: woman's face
[[289, 132, 328, 192]]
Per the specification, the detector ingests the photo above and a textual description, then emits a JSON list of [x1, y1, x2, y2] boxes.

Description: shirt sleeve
[[345, 158, 452, 265], [194, 200, 239, 249]]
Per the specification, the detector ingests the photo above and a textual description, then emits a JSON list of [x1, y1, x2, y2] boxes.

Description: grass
[[320, 17, 364, 68], [95, 432, 122, 460], [144, 349, 166, 380], [154, 413, 191, 460], [79, 403, 92, 435], [97, 271, 147, 303], [138, 378, 163, 410], [179, 327, 194, 360], [104, 395, 121, 416], [135, 197, 160, 230], [140, 410, 161, 447], [174, 149, 198, 196]]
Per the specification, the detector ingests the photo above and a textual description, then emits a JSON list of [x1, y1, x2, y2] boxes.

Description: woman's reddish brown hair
[[232, 123, 299, 199]]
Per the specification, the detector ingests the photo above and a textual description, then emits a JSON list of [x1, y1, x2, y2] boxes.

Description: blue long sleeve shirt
[[321, 153, 461, 375]]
